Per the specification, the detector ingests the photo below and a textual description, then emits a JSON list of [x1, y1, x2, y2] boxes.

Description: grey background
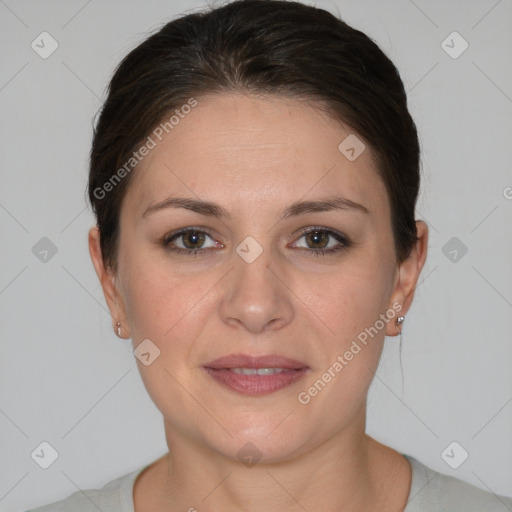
[[0, 0, 511, 510]]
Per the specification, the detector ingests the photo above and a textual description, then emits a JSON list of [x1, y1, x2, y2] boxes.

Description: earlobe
[[386, 220, 429, 336]]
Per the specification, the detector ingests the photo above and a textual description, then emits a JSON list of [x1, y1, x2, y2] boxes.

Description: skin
[[89, 92, 428, 512]]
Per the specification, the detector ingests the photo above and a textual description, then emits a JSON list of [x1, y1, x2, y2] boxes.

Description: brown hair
[[87, 0, 420, 272]]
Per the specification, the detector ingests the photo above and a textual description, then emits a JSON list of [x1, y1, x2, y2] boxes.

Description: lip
[[203, 367, 309, 395], [204, 353, 308, 370], [203, 353, 310, 396]]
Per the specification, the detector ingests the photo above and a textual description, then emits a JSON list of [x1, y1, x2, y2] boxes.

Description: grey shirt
[[27, 453, 512, 511]]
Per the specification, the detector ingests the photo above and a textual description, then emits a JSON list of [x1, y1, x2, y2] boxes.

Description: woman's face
[[91, 93, 425, 463]]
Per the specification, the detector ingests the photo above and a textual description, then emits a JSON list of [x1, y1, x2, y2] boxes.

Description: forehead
[[123, 93, 389, 220]]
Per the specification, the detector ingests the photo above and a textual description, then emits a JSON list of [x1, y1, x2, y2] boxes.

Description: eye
[[162, 226, 349, 258], [292, 227, 350, 256], [162, 228, 221, 256]]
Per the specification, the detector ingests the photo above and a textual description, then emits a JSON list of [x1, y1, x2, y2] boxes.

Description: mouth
[[203, 354, 310, 396], [229, 367, 293, 375]]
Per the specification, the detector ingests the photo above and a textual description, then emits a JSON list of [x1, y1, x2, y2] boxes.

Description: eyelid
[[164, 226, 217, 241]]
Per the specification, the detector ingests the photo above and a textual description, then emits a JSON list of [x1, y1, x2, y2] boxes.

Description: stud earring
[[116, 322, 122, 337], [396, 316, 404, 340]]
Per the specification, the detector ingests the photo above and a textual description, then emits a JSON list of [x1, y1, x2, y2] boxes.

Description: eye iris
[[306, 230, 328, 249], [183, 231, 205, 249]]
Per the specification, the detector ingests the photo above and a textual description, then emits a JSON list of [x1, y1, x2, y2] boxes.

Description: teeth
[[230, 367, 286, 375]]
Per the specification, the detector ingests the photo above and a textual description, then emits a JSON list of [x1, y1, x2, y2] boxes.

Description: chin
[[208, 418, 313, 466]]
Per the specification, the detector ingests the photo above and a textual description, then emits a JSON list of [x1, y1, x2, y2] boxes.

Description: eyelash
[[162, 226, 351, 258]]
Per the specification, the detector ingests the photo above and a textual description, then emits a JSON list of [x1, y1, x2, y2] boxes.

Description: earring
[[116, 322, 122, 337], [396, 316, 404, 338]]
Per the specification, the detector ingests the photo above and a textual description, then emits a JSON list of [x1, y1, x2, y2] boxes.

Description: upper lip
[[204, 353, 308, 370]]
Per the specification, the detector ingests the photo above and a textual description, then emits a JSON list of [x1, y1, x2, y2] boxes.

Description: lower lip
[[203, 367, 309, 396]]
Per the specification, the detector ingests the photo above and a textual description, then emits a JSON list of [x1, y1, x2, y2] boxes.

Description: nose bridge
[[232, 234, 277, 301], [219, 235, 293, 333]]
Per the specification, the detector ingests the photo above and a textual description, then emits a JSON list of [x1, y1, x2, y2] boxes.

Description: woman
[[28, 0, 512, 510]]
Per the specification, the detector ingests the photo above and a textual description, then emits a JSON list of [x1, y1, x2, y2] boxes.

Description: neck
[[148, 421, 404, 512]]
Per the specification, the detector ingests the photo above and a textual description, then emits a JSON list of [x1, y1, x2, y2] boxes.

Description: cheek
[[291, 258, 391, 402], [122, 257, 224, 371], [122, 268, 214, 420], [294, 259, 391, 344], [294, 269, 388, 423], [124, 269, 195, 340], [121, 272, 168, 341]]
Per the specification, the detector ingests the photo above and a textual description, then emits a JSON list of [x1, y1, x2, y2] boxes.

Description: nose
[[218, 242, 294, 334]]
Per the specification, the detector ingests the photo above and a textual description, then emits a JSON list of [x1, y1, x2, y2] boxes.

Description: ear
[[88, 226, 130, 338], [386, 220, 428, 336]]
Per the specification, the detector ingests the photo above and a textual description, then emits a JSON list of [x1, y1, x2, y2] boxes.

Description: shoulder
[[404, 454, 512, 512], [25, 466, 146, 512]]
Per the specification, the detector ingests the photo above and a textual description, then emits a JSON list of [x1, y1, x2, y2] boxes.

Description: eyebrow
[[141, 195, 370, 220]]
